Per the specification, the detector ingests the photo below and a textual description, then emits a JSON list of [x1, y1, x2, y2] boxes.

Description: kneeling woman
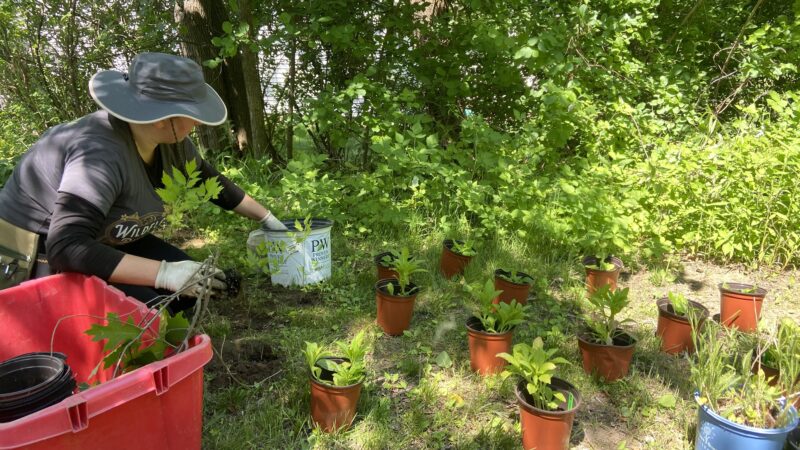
[[0, 52, 287, 310]]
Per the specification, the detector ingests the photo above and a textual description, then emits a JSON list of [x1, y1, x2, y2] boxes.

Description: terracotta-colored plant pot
[[309, 357, 363, 432], [375, 279, 419, 336], [577, 331, 636, 381], [465, 317, 513, 375], [440, 239, 473, 279], [752, 359, 781, 386], [582, 256, 623, 295], [656, 298, 709, 354], [493, 269, 532, 305], [516, 378, 580, 450], [751, 360, 800, 408], [718, 282, 767, 332], [374, 252, 399, 279]]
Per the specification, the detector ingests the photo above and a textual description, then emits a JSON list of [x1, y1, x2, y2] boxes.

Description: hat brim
[[89, 70, 227, 126]]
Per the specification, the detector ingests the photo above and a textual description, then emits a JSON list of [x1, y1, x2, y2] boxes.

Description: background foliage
[[1, 0, 798, 266]]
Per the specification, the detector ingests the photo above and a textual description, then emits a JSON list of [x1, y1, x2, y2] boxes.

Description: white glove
[[154, 260, 226, 298], [260, 211, 289, 231]]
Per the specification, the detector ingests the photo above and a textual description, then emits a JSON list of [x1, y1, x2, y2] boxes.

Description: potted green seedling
[[582, 254, 623, 295], [656, 292, 710, 354], [373, 249, 417, 280], [303, 330, 368, 432], [689, 319, 799, 449], [718, 282, 767, 332], [465, 279, 528, 375], [375, 248, 426, 335], [498, 337, 580, 450], [577, 284, 636, 381], [440, 238, 477, 278], [493, 269, 534, 305], [753, 319, 800, 394]]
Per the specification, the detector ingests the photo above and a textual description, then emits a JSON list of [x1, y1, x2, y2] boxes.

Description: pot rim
[[577, 330, 637, 348], [656, 297, 710, 322], [263, 217, 333, 233], [581, 255, 623, 272], [494, 269, 533, 286], [465, 316, 514, 336], [515, 377, 581, 416], [375, 278, 420, 298], [718, 282, 768, 297], [443, 239, 474, 257], [693, 391, 799, 434], [309, 356, 364, 389]]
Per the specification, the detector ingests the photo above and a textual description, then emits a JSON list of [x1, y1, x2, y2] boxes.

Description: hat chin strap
[[169, 119, 180, 144]]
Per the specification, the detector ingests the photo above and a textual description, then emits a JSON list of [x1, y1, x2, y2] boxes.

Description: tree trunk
[[286, 34, 296, 161], [238, 0, 273, 160], [175, 0, 232, 154]]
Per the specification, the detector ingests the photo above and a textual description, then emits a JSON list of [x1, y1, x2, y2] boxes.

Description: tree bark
[[238, 0, 273, 160], [286, 34, 296, 161], [176, 0, 232, 154]]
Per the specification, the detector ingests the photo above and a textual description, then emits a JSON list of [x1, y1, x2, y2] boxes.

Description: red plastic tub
[[0, 274, 212, 449]]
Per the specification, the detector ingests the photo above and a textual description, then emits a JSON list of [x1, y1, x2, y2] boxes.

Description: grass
[[174, 211, 799, 449]]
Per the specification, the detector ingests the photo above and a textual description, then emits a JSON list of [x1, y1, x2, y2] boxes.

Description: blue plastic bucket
[[694, 393, 799, 450]]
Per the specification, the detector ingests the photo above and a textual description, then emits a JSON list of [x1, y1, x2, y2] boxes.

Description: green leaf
[[435, 351, 453, 368], [658, 393, 677, 409], [164, 311, 190, 346]]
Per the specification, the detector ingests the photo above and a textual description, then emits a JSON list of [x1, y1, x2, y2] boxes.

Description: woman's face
[[153, 116, 199, 144], [167, 117, 200, 143]]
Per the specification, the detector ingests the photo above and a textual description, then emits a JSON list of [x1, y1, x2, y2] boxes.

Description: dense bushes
[[1, 0, 798, 266]]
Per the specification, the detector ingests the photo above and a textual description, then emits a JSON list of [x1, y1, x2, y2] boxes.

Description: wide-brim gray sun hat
[[89, 52, 227, 126]]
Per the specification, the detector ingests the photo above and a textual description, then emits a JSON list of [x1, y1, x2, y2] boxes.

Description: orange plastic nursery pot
[[493, 269, 532, 305], [465, 317, 513, 375], [582, 256, 623, 295], [577, 331, 636, 381], [375, 279, 419, 336], [309, 357, 363, 432], [374, 252, 399, 280], [515, 378, 580, 450], [656, 298, 709, 354], [718, 282, 767, 332], [440, 239, 473, 279]]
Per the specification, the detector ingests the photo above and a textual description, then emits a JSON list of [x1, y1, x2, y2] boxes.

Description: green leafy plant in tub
[[85, 310, 191, 379], [469, 279, 528, 333], [498, 337, 572, 410], [385, 247, 426, 296], [667, 292, 690, 316], [690, 319, 796, 429], [450, 239, 477, 257], [583, 284, 633, 345], [302, 330, 368, 386], [498, 269, 534, 285]]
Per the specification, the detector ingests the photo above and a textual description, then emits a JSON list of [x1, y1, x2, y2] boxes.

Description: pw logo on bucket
[[263, 219, 333, 287]]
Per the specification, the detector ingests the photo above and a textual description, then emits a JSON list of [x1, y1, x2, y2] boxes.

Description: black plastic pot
[[0, 352, 76, 422]]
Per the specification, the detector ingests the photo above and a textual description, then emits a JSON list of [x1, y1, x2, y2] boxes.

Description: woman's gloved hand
[[260, 211, 289, 231], [154, 260, 226, 298]]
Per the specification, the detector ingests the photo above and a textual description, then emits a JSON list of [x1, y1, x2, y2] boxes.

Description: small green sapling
[[303, 330, 368, 386], [470, 279, 528, 333], [667, 292, 690, 316], [497, 269, 534, 285], [497, 337, 572, 411], [385, 247, 426, 296], [583, 284, 633, 345], [450, 239, 477, 257]]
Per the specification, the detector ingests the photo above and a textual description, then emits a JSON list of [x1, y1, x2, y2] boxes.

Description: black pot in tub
[[0, 352, 76, 422]]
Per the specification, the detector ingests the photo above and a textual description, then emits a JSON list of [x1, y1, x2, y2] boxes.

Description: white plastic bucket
[[249, 218, 333, 287]]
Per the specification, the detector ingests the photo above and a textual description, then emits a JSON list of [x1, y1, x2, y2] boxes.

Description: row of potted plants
[[582, 254, 799, 449], [304, 244, 797, 449]]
